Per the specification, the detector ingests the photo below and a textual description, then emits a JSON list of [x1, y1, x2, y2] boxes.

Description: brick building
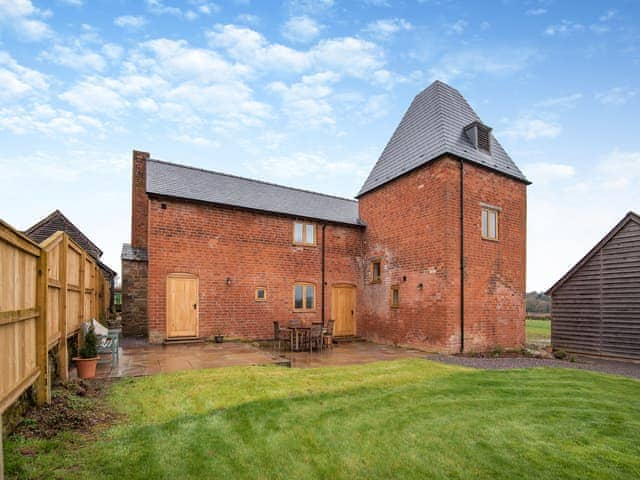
[[122, 80, 529, 352]]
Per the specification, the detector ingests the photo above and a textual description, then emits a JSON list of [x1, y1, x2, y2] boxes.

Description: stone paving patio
[[94, 338, 427, 378]]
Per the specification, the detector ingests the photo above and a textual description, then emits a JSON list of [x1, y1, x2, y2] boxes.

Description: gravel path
[[426, 354, 640, 380]]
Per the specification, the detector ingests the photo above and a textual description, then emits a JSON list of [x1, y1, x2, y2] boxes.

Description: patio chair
[[324, 319, 335, 349], [309, 322, 324, 353], [273, 321, 291, 353], [83, 319, 120, 367]]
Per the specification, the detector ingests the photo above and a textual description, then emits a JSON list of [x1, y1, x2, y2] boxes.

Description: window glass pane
[[294, 285, 303, 309], [489, 211, 497, 239], [482, 210, 488, 237], [305, 224, 314, 244], [373, 261, 380, 280], [257, 288, 265, 299], [294, 222, 303, 243], [392, 288, 399, 305], [305, 285, 314, 309]]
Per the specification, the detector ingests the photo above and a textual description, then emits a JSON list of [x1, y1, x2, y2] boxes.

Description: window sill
[[481, 236, 500, 243], [370, 280, 381, 284], [292, 310, 316, 313], [292, 243, 317, 247]]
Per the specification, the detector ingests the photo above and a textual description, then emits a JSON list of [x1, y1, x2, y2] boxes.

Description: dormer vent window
[[464, 121, 492, 154]]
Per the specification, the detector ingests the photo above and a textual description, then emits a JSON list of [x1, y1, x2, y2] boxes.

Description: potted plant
[[74, 325, 99, 379], [214, 318, 226, 343]]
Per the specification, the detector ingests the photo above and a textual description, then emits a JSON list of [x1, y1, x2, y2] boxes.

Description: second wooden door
[[166, 274, 199, 338]]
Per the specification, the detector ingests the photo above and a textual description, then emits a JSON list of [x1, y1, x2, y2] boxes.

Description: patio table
[[288, 326, 311, 352]]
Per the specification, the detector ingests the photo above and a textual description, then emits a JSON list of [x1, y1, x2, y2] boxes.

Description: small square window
[[481, 207, 499, 241], [293, 221, 315, 246], [370, 259, 382, 283], [255, 287, 266, 301], [390, 286, 400, 308]]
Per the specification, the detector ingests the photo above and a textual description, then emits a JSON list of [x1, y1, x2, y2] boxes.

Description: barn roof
[[546, 211, 640, 295], [357, 80, 529, 197], [146, 159, 362, 226]]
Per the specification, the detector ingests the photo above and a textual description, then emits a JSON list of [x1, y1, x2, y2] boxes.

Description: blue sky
[[1, 0, 638, 291]]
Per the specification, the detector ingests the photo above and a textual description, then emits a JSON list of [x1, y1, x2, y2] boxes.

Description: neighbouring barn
[[24, 209, 117, 315], [547, 211, 640, 359]]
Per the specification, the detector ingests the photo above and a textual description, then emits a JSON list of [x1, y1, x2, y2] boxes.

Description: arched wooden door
[[166, 274, 199, 338], [331, 284, 356, 336]]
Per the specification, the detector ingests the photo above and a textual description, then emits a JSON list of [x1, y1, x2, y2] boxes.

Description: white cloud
[[429, 47, 537, 82], [536, 93, 582, 109], [40, 44, 107, 72], [60, 80, 129, 114], [0, 103, 103, 136], [597, 150, 640, 190], [447, 19, 468, 35], [60, 0, 84, 5], [286, 0, 334, 15], [525, 8, 547, 16], [502, 116, 562, 141], [0, 51, 48, 102], [544, 20, 584, 36], [171, 133, 221, 147], [523, 162, 575, 184], [268, 71, 339, 127], [282, 15, 322, 43], [207, 24, 310, 72], [114, 15, 147, 29], [102, 43, 124, 60], [0, 0, 52, 40], [145, 0, 181, 16], [596, 87, 637, 106], [236, 13, 260, 25], [599, 10, 616, 22], [364, 18, 412, 40], [246, 151, 358, 183], [313, 37, 384, 78]]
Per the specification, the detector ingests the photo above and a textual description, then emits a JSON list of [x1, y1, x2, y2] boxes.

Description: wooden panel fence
[[0, 218, 110, 412]]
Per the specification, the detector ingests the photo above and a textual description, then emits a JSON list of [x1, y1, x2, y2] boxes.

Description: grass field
[[5, 359, 640, 479], [526, 318, 551, 345]]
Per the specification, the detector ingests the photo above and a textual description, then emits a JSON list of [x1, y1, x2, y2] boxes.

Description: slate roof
[[25, 210, 103, 260], [146, 159, 362, 226], [358, 80, 529, 197]]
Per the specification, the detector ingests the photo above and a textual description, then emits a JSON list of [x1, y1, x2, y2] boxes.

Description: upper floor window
[[481, 206, 499, 241], [390, 286, 400, 308], [293, 221, 315, 246], [293, 283, 315, 311], [255, 287, 267, 302], [370, 259, 382, 283]]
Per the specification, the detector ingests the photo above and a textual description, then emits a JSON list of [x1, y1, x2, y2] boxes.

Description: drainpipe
[[321, 223, 327, 326], [459, 159, 465, 353]]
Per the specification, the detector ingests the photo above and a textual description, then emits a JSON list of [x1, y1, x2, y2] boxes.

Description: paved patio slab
[[94, 338, 428, 378]]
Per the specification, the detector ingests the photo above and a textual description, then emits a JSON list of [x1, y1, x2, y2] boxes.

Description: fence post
[[35, 249, 50, 405], [78, 251, 86, 348], [1, 416, 4, 480], [59, 235, 69, 381]]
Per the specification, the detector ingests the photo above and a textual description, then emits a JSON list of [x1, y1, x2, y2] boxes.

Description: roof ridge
[[147, 158, 358, 204]]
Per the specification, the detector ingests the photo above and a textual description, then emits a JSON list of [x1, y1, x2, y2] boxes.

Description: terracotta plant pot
[[73, 357, 99, 379]]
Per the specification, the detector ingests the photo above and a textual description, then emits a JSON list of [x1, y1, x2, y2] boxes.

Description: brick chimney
[[131, 150, 150, 248]]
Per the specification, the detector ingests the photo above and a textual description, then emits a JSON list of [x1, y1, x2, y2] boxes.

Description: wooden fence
[[0, 219, 110, 411]]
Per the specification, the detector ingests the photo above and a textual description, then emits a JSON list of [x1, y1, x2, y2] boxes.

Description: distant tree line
[[526, 291, 551, 313]]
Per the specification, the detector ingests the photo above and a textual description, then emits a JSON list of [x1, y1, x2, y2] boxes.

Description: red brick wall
[[358, 156, 526, 353], [461, 159, 527, 351], [131, 151, 149, 248], [146, 197, 363, 343]]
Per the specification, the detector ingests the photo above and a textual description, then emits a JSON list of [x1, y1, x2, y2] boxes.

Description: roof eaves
[[546, 211, 640, 295]]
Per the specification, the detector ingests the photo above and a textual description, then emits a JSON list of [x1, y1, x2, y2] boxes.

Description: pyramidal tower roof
[[357, 80, 529, 197]]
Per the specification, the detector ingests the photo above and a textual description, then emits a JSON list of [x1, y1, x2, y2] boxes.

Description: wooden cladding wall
[[551, 219, 640, 359], [0, 220, 111, 414]]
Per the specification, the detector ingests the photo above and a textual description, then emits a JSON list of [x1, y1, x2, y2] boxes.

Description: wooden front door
[[166, 274, 199, 338], [331, 285, 356, 336]]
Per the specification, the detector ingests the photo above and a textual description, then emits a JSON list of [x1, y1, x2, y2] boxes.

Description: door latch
[[193, 303, 197, 309]]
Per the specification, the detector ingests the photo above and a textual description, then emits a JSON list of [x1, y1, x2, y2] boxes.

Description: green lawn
[[5, 359, 640, 479], [526, 318, 551, 345]]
